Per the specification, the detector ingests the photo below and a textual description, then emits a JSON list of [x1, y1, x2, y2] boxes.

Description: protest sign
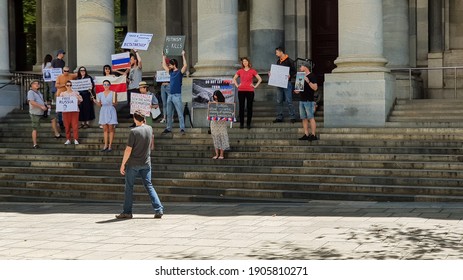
[[192, 78, 234, 109], [295, 72, 305, 91], [71, 78, 92, 92], [156, 70, 170, 82], [164, 35, 186, 56], [121, 32, 153, 50], [56, 96, 78, 112], [130, 93, 152, 116], [207, 102, 235, 122], [268, 64, 290, 88], [111, 52, 131, 70], [94, 76, 127, 102], [43, 68, 62, 82]]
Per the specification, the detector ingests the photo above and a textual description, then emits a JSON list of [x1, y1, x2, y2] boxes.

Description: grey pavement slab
[[0, 201, 462, 260]]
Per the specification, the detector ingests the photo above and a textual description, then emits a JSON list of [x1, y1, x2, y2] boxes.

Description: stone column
[[33, 0, 43, 72], [324, 0, 395, 127], [428, 0, 443, 89], [42, 0, 68, 63], [383, 0, 409, 67], [76, 0, 114, 71], [249, 0, 284, 71], [0, 0, 10, 77], [194, 0, 238, 76]]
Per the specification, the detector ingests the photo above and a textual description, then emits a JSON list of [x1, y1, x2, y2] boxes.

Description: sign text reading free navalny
[[121, 33, 153, 51]]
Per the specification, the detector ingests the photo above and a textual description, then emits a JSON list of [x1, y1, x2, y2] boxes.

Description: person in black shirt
[[273, 47, 297, 123], [294, 61, 318, 141]]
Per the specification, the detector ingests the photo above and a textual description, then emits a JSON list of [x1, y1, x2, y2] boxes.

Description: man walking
[[295, 61, 318, 141], [273, 47, 297, 123], [116, 110, 164, 219], [161, 50, 187, 135]]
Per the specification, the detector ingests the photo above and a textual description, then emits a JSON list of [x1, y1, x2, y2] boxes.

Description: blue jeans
[[123, 165, 163, 214], [166, 94, 185, 131], [161, 84, 170, 118], [276, 81, 296, 120]]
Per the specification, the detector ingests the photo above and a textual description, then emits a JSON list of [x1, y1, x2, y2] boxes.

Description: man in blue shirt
[[161, 50, 187, 135]]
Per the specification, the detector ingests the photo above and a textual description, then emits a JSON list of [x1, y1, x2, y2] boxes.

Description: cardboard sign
[[207, 102, 235, 121], [43, 68, 63, 82], [121, 32, 153, 51], [130, 93, 152, 116], [268, 64, 290, 88], [164, 35, 186, 56], [156, 70, 170, 82], [71, 78, 92, 92], [56, 96, 78, 112]]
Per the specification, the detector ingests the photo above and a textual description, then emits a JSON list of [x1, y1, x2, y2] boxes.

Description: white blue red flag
[[111, 52, 131, 70]]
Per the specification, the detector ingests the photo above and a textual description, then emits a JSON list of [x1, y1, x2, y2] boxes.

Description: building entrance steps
[[2, 99, 463, 202]]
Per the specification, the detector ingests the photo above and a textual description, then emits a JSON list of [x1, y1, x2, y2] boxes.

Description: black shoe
[[273, 119, 283, 123], [154, 212, 163, 219], [33, 144, 39, 149], [54, 134, 63, 139], [161, 129, 171, 135], [247, 125, 251, 130], [299, 134, 309, 140], [290, 119, 297, 124], [308, 134, 318, 141], [180, 129, 186, 135]]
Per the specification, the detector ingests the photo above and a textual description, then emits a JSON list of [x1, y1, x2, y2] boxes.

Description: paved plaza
[[0, 201, 462, 260]]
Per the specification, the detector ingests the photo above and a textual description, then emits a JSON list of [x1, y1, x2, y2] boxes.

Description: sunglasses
[[103, 83, 110, 86], [65, 84, 72, 86], [79, 69, 86, 72], [63, 70, 69, 72]]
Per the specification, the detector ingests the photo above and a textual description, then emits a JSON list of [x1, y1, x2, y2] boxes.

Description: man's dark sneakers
[[154, 212, 163, 219], [273, 119, 283, 123], [290, 119, 297, 124], [161, 129, 171, 135], [299, 134, 309, 140], [308, 134, 318, 141], [115, 213, 133, 219]]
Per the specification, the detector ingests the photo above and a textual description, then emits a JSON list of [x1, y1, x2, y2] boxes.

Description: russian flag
[[94, 76, 128, 102], [111, 52, 131, 70]]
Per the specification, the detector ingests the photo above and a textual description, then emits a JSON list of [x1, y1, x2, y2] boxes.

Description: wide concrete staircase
[[1, 99, 463, 203]]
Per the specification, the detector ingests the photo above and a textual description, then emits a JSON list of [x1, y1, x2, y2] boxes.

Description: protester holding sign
[[273, 46, 297, 123], [209, 91, 230, 159], [161, 50, 187, 135], [96, 80, 118, 152], [77, 66, 95, 129], [60, 81, 83, 145], [41, 54, 53, 102], [122, 50, 143, 119], [233, 57, 262, 130]]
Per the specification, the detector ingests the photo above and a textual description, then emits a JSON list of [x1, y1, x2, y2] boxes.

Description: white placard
[[156, 70, 170, 82], [56, 96, 78, 112], [151, 107, 161, 119], [71, 78, 92, 91], [121, 32, 153, 51], [268, 64, 290, 88], [43, 68, 63, 82], [130, 93, 152, 116]]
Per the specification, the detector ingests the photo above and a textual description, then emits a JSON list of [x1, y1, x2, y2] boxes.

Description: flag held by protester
[[111, 52, 131, 70], [94, 76, 128, 102]]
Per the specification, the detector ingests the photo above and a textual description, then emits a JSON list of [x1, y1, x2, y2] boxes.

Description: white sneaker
[[64, 140, 71, 145], [74, 139, 79, 145], [159, 118, 166, 123]]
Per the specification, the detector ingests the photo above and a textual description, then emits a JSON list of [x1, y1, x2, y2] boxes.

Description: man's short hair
[[133, 110, 146, 122], [30, 79, 40, 86], [275, 46, 285, 53]]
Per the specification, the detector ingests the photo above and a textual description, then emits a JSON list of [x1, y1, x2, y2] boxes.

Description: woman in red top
[[233, 57, 262, 129]]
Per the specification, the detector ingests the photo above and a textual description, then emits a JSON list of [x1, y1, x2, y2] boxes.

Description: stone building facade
[[1, 0, 461, 127]]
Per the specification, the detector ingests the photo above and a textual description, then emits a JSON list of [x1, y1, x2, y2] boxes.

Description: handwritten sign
[[156, 70, 170, 82], [121, 32, 153, 51], [130, 93, 152, 116], [207, 102, 235, 121], [56, 96, 78, 112], [71, 78, 92, 92], [164, 35, 185, 56], [268, 64, 289, 88], [43, 68, 63, 82]]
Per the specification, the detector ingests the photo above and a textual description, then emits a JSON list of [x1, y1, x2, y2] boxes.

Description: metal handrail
[[11, 72, 44, 110], [391, 66, 463, 100]]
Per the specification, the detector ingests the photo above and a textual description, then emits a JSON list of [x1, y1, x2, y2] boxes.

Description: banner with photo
[[192, 78, 234, 109], [94, 76, 127, 102], [43, 68, 63, 82]]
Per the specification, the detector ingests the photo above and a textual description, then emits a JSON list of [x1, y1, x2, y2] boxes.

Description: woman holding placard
[[60, 81, 83, 145], [233, 57, 262, 129], [77, 66, 96, 129], [96, 80, 118, 152], [210, 90, 230, 160]]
